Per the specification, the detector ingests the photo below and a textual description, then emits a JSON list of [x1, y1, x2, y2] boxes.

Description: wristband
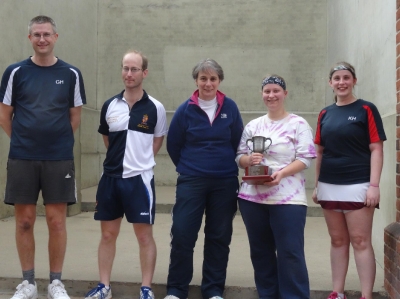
[[369, 184, 379, 188]]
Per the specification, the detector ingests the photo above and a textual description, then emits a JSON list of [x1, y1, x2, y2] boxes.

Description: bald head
[[121, 50, 148, 70]]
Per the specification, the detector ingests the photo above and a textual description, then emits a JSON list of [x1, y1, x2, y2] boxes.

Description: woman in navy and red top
[[313, 62, 386, 299]]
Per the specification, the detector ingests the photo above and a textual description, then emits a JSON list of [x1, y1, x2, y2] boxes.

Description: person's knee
[[204, 230, 232, 247], [204, 219, 233, 241], [46, 204, 67, 233], [137, 233, 155, 247], [171, 234, 198, 252], [15, 206, 36, 232], [101, 229, 119, 244], [170, 228, 197, 253], [47, 217, 66, 233], [350, 234, 370, 251], [16, 217, 34, 233], [330, 235, 350, 248]]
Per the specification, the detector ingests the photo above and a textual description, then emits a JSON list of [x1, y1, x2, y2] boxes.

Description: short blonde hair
[[28, 15, 57, 34]]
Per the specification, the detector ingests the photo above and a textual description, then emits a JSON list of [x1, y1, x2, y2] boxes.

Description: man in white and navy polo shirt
[[84, 50, 167, 299]]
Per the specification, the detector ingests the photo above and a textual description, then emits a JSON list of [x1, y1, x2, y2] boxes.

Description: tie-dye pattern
[[236, 114, 316, 205]]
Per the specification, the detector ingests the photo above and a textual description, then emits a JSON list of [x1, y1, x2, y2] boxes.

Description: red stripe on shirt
[[362, 105, 380, 143], [314, 110, 326, 144]]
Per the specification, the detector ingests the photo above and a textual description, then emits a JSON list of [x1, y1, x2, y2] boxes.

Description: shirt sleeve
[[0, 65, 20, 106], [154, 101, 168, 137], [167, 103, 186, 167], [230, 101, 244, 155], [295, 119, 317, 168], [69, 67, 86, 107], [98, 101, 110, 136], [235, 121, 253, 168], [362, 102, 386, 143], [314, 109, 326, 145]]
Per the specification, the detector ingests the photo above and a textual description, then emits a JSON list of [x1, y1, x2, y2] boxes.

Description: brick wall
[[385, 223, 400, 298], [384, 2, 400, 297]]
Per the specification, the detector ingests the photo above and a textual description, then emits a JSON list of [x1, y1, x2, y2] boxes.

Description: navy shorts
[[95, 170, 156, 224], [4, 159, 76, 206]]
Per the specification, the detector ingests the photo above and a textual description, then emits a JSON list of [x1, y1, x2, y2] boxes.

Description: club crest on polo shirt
[[137, 114, 150, 129]]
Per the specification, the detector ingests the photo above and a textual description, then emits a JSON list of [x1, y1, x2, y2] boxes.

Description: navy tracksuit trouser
[[238, 198, 310, 299], [166, 174, 239, 299]]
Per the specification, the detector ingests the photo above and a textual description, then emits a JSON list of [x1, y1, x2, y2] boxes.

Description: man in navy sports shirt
[[0, 15, 86, 299], [84, 50, 167, 299]]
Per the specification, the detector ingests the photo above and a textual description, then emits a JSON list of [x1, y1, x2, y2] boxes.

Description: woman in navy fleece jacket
[[165, 59, 243, 299]]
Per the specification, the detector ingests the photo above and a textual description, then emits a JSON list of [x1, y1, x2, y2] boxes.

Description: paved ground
[[0, 186, 387, 299]]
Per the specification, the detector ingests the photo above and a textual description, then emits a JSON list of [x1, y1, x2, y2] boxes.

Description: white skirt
[[317, 182, 369, 203], [316, 181, 370, 210]]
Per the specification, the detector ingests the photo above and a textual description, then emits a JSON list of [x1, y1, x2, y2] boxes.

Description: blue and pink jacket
[[167, 90, 243, 178]]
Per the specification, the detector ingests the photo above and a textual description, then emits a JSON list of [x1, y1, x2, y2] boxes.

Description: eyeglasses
[[31, 33, 56, 40], [122, 67, 143, 73]]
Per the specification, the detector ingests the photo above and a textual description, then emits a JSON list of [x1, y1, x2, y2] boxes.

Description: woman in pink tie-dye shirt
[[236, 74, 316, 299]]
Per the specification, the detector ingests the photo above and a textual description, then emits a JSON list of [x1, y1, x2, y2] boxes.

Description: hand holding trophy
[[242, 136, 273, 185]]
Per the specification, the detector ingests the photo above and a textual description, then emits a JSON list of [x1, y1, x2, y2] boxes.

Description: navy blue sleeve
[[74, 67, 86, 105], [229, 99, 244, 153], [167, 101, 187, 167], [0, 64, 17, 105], [67, 66, 86, 108], [361, 101, 386, 143], [314, 109, 327, 146], [98, 100, 110, 136]]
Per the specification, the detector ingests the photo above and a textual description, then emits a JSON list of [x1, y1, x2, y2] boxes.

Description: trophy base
[[243, 166, 272, 185], [245, 165, 269, 176], [242, 175, 273, 185]]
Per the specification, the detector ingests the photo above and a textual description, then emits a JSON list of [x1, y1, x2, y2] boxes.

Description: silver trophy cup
[[245, 136, 272, 176]]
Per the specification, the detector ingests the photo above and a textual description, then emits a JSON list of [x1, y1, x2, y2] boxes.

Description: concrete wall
[[81, 0, 327, 189], [0, 0, 98, 217], [327, 0, 396, 267], [0, 0, 326, 216]]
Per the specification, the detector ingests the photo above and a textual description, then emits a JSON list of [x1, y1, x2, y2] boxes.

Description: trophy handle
[[264, 137, 272, 150], [246, 138, 253, 152]]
